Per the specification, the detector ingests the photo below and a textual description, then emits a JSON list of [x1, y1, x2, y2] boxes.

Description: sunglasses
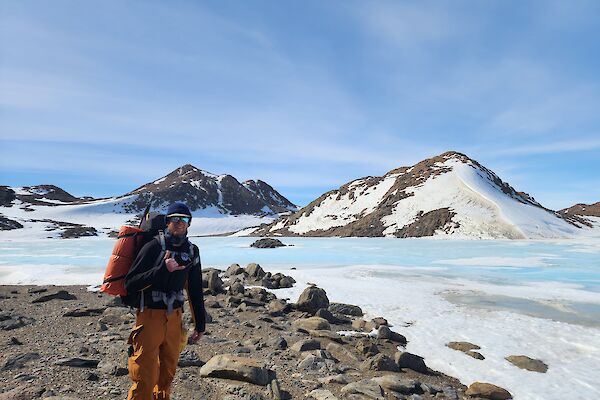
[[168, 216, 191, 224]]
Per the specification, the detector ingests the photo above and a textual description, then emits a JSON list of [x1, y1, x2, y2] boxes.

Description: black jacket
[[124, 236, 206, 333]]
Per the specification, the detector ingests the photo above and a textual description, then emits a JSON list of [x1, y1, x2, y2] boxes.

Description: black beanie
[[166, 202, 192, 224]]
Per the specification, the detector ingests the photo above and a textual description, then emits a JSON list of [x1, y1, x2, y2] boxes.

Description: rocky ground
[[0, 263, 514, 400]]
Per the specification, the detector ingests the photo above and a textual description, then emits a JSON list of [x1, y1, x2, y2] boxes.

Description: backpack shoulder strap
[[152, 231, 167, 267], [190, 242, 200, 265]]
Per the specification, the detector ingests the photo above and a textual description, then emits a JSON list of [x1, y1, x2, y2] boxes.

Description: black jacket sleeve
[[125, 239, 164, 293], [186, 244, 206, 333]]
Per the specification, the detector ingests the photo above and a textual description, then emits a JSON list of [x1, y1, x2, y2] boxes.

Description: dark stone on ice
[[251, 238, 286, 248]]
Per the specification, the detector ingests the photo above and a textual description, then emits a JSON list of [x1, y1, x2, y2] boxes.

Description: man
[[125, 202, 205, 400]]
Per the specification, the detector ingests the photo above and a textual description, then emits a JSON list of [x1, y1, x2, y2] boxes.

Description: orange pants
[[127, 308, 184, 400]]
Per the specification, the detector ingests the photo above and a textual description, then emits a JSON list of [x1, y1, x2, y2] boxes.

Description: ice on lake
[[1, 236, 599, 400]]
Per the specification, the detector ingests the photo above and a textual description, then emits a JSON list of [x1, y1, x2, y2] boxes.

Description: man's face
[[166, 216, 189, 237]]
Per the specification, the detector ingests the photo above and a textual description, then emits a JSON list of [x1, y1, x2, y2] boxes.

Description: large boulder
[[377, 326, 407, 345], [246, 263, 266, 279], [250, 238, 286, 248], [296, 286, 329, 314], [341, 379, 384, 399], [371, 375, 420, 394], [329, 302, 363, 316], [292, 317, 330, 332], [291, 339, 321, 352], [203, 270, 224, 294], [505, 355, 548, 373], [395, 351, 428, 373], [361, 354, 398, 372], [465, 382, 512, 399], [199, 354, 271, 386], [226, 263, 245, 276]]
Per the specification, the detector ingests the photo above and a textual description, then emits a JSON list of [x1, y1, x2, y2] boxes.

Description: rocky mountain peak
[[122, 165, 296, 216]]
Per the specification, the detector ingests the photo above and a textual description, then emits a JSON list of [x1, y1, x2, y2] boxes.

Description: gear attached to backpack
[[100, 206, 167, 300]]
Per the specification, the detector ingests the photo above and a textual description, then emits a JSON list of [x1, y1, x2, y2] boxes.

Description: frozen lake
[[1, 236, 599, 399]]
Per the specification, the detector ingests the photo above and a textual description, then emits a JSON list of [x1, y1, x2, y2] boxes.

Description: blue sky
[[1, 1, 599, 209]]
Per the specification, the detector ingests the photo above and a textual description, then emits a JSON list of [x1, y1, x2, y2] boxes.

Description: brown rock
[[199, 354, 271, 386], [466, 382, 512, 399], [505, 355, 548, 373], [361, 353, 398, 372], [446, 341, 481, 352], [292, 317, 330, 331]]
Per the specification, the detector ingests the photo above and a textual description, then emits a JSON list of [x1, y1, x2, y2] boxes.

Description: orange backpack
[[100, 210, 167, 297]]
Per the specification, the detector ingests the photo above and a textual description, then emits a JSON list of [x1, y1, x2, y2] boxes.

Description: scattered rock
[[296, 286, 330, 315], [226, 263, 245, 276], [308, 329, 344, 344], [446, 341, 480, 352], [96, 360, 128, 376], [291, 339, 321, 352], [395, 352, 428, 374], [361, 354, 398, 372], [325, 342, 359, 363], [371, 317, 388, 328], [466, 382, 512, 399], [446, 342, 485, 359], [251, 238, 286, 248], [328, 302, 363, 317], [246, 263, 267, 279], [267, 300, 292, 316], [308, 389, 339, 400], [505, 355, 548, 373], [376, 326, 407, 345], [9, 336, 23, 345], [203, 270, 224, 294], [63, 307, 106, 317], [31, 290, 77, 303], [271, 336, 288, 350], [1, 353, 40, 371], [0, 312, 34, 330], [199, 354, 271, 386], [341, 379, 384, 399], [0, 384, 44, 400], [372, 375, 420, 394], [27, 287, 47, 294], [54, 357, 100, 368], [293, 317, 331, 332], [355, 338, 379, 357], [178, 349, 205, 367]]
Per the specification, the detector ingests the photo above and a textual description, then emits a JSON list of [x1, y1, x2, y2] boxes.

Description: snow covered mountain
[[253, 151, 583, 239], [0, 165, 297, 239]]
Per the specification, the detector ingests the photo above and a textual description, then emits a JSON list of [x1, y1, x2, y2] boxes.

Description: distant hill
[[252, 151, 589, 239]]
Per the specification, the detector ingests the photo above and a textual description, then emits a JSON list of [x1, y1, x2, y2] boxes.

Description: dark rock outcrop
[[250, 238, 286, 248]]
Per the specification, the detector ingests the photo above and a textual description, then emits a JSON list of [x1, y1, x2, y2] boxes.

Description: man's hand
[[164, 250, 186, 272], [189, 330, 203, 344]]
